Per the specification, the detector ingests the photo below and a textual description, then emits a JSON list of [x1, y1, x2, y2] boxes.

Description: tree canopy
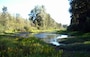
[[29, 5, 61, 30], [68, 0, 90, 32]]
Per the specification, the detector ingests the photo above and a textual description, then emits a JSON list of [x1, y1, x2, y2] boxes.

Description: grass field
[[0, 33, 63, 57], [0, 31, 90, 57]]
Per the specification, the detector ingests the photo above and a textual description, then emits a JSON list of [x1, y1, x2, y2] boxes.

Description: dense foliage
[[0, 7, 34, 33], [0, 6, 62, 33], [68, 0, 90, 32], [29, 5, 61, 30]]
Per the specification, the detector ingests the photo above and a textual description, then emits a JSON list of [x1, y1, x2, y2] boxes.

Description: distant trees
[[29, 5, 61, 29], [0, 6, 9, 32], [68, 0, 90, 32], [2, 6, 7, 14], [0, 6, 62, 33], [0, 6, 33, 33]]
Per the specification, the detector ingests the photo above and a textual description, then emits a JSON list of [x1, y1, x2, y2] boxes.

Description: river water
[[34, 32, 68, 46], [15, 32, 68, 46]]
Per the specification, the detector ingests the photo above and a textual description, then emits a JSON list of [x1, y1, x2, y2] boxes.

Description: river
[[14, 32, 68, 46], [34, 32, 68, 46]]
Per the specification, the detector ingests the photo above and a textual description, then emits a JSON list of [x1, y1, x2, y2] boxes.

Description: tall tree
[[68, 0, 90, 32], [29, 5, 61, 29]]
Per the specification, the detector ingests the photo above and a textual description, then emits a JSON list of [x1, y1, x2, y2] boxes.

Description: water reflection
[[34, 33, 68, 46]]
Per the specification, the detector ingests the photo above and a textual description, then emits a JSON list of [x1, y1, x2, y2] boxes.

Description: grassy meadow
[[0, 31, 90, 57], [0, 33, 63, 57]]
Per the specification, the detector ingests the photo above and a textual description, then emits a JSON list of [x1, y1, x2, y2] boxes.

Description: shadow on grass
[[59, 36, 90, 44], [62, 50, 90, 57], [59, 44, 90, 51], [58, 36, 90, 51]]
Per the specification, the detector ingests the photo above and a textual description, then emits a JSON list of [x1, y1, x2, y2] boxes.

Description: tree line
[[0, 6, 62, 33]]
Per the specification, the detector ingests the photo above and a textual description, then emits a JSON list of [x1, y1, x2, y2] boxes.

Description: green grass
[[0, 32, 90, 57], [56, 30, 84, 36], [62, 51, 90, 57], [0, 34, 63, 57], [31, 29, 61, 33], [58, 32, 90, 57]]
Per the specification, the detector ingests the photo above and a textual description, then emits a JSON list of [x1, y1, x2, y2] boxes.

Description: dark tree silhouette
[[68, 0, 90, 32]]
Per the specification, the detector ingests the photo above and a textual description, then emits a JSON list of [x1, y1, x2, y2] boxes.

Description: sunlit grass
[[0, 34, 63, 57], [31, 29, 61, 33], [84, 41, 90, 44]]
